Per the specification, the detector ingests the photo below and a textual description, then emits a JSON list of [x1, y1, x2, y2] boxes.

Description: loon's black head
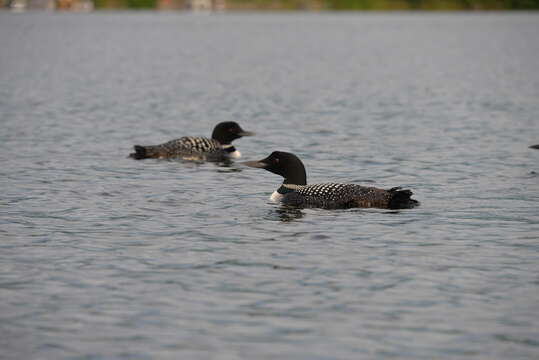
[[211, 122, 254, 145], [243, 151, 307, 186]]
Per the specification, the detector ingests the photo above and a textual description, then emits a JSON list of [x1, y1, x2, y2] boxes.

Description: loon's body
[[129, 122, 254, 161], [244, 151, 418, 210]]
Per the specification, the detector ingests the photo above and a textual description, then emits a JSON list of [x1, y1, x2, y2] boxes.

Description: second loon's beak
[[238, 130, 255, 137], [241, 159, 267, 168]]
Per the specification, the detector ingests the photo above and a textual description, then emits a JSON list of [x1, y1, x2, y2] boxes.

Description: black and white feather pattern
[[248, 151, 417, 209], [165, 136, 222, 154], [135, 136, 225, 160], [282, 183, 401, 209], [294, 183, 354, 199], [130, 121, 252, 161]]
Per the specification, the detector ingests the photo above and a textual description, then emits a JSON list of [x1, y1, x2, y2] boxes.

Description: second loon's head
[[243, 151, 307, 186], [212, 122, 255, 145]]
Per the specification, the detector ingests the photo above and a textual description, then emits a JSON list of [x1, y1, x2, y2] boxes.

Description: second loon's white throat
[[228, 150, 241, 159], [270, 191, 284, 202], [222, 145, 241, 159]]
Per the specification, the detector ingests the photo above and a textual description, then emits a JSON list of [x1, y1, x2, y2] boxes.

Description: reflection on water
[[269, 206, 305, 222], [132, 157, 242, 171], [214, 160, 244, 172]]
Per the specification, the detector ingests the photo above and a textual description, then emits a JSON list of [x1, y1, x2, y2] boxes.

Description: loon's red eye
[[274, 158, 279, 163]]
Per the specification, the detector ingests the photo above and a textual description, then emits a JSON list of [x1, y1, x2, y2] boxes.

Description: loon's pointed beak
[[238, 130, 255, 137], [530, 144, 539, 149], [241, 159, 267, 169]]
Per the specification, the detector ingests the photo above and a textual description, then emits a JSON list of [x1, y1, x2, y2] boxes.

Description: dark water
[[1, 11, 539, 360]]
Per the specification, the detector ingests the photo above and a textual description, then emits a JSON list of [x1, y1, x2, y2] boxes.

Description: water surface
[[1, 11, 539, 360]]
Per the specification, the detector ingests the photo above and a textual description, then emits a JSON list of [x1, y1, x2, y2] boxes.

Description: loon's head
[[243, 151, 307, 186], [212, 122, 254, 145]]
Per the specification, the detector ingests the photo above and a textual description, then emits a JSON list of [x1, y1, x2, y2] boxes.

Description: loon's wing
[[172, 137, 221, 153], [130, 137, 221, 159]]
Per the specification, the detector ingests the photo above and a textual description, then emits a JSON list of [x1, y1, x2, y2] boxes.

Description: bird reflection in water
[[271, 206, 304, 222], [215, 160, 243, 173]]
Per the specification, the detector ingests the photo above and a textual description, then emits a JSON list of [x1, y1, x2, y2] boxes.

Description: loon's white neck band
[[269, 184, 307, 202], [282, 184, 305, 190]]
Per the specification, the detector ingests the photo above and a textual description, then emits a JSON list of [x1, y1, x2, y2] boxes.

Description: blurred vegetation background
[[91, 0, 539, 10], [5, 0, 539, 10], [326, 0, 539, 10]]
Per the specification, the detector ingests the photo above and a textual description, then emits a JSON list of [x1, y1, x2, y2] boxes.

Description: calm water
[[1, 11, 539, 360]]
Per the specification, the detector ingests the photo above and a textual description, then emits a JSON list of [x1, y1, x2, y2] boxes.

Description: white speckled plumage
[[130, 122, 254, 161], [245, 151, 418, 210]]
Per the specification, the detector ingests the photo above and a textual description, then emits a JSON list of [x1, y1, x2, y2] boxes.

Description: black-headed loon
[[129, 122, 254, 161], [243, 151, 419, 210]]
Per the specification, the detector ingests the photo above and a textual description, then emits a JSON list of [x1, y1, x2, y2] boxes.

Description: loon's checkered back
[[129, 122, 253, 161], [244, 151, 419, 210]]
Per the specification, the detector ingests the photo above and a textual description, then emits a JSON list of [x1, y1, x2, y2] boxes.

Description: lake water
[[1, 11, 539, 360]]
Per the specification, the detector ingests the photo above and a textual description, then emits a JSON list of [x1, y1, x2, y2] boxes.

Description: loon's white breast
[[227, 150, 242, 159], [270, 191, 284, 202]]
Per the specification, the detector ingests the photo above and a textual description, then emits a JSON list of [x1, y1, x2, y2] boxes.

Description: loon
[[129, 122, 254, 161], [530, 145, 539, 149], [243, 151, 419, 210]]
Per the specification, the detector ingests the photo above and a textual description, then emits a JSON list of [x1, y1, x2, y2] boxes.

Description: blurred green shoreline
[[97, 0, 539, 10], [4, 0, 539, 11]]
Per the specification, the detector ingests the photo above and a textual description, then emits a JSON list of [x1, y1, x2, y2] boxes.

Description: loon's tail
[[129, 145, 154, 160], [387, 187, 419, 209]]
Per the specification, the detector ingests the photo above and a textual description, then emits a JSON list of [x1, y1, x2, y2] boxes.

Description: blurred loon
[[530, 145, 539, 150], [243, 151, 419, 210], [129, 122, 254, 161]]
